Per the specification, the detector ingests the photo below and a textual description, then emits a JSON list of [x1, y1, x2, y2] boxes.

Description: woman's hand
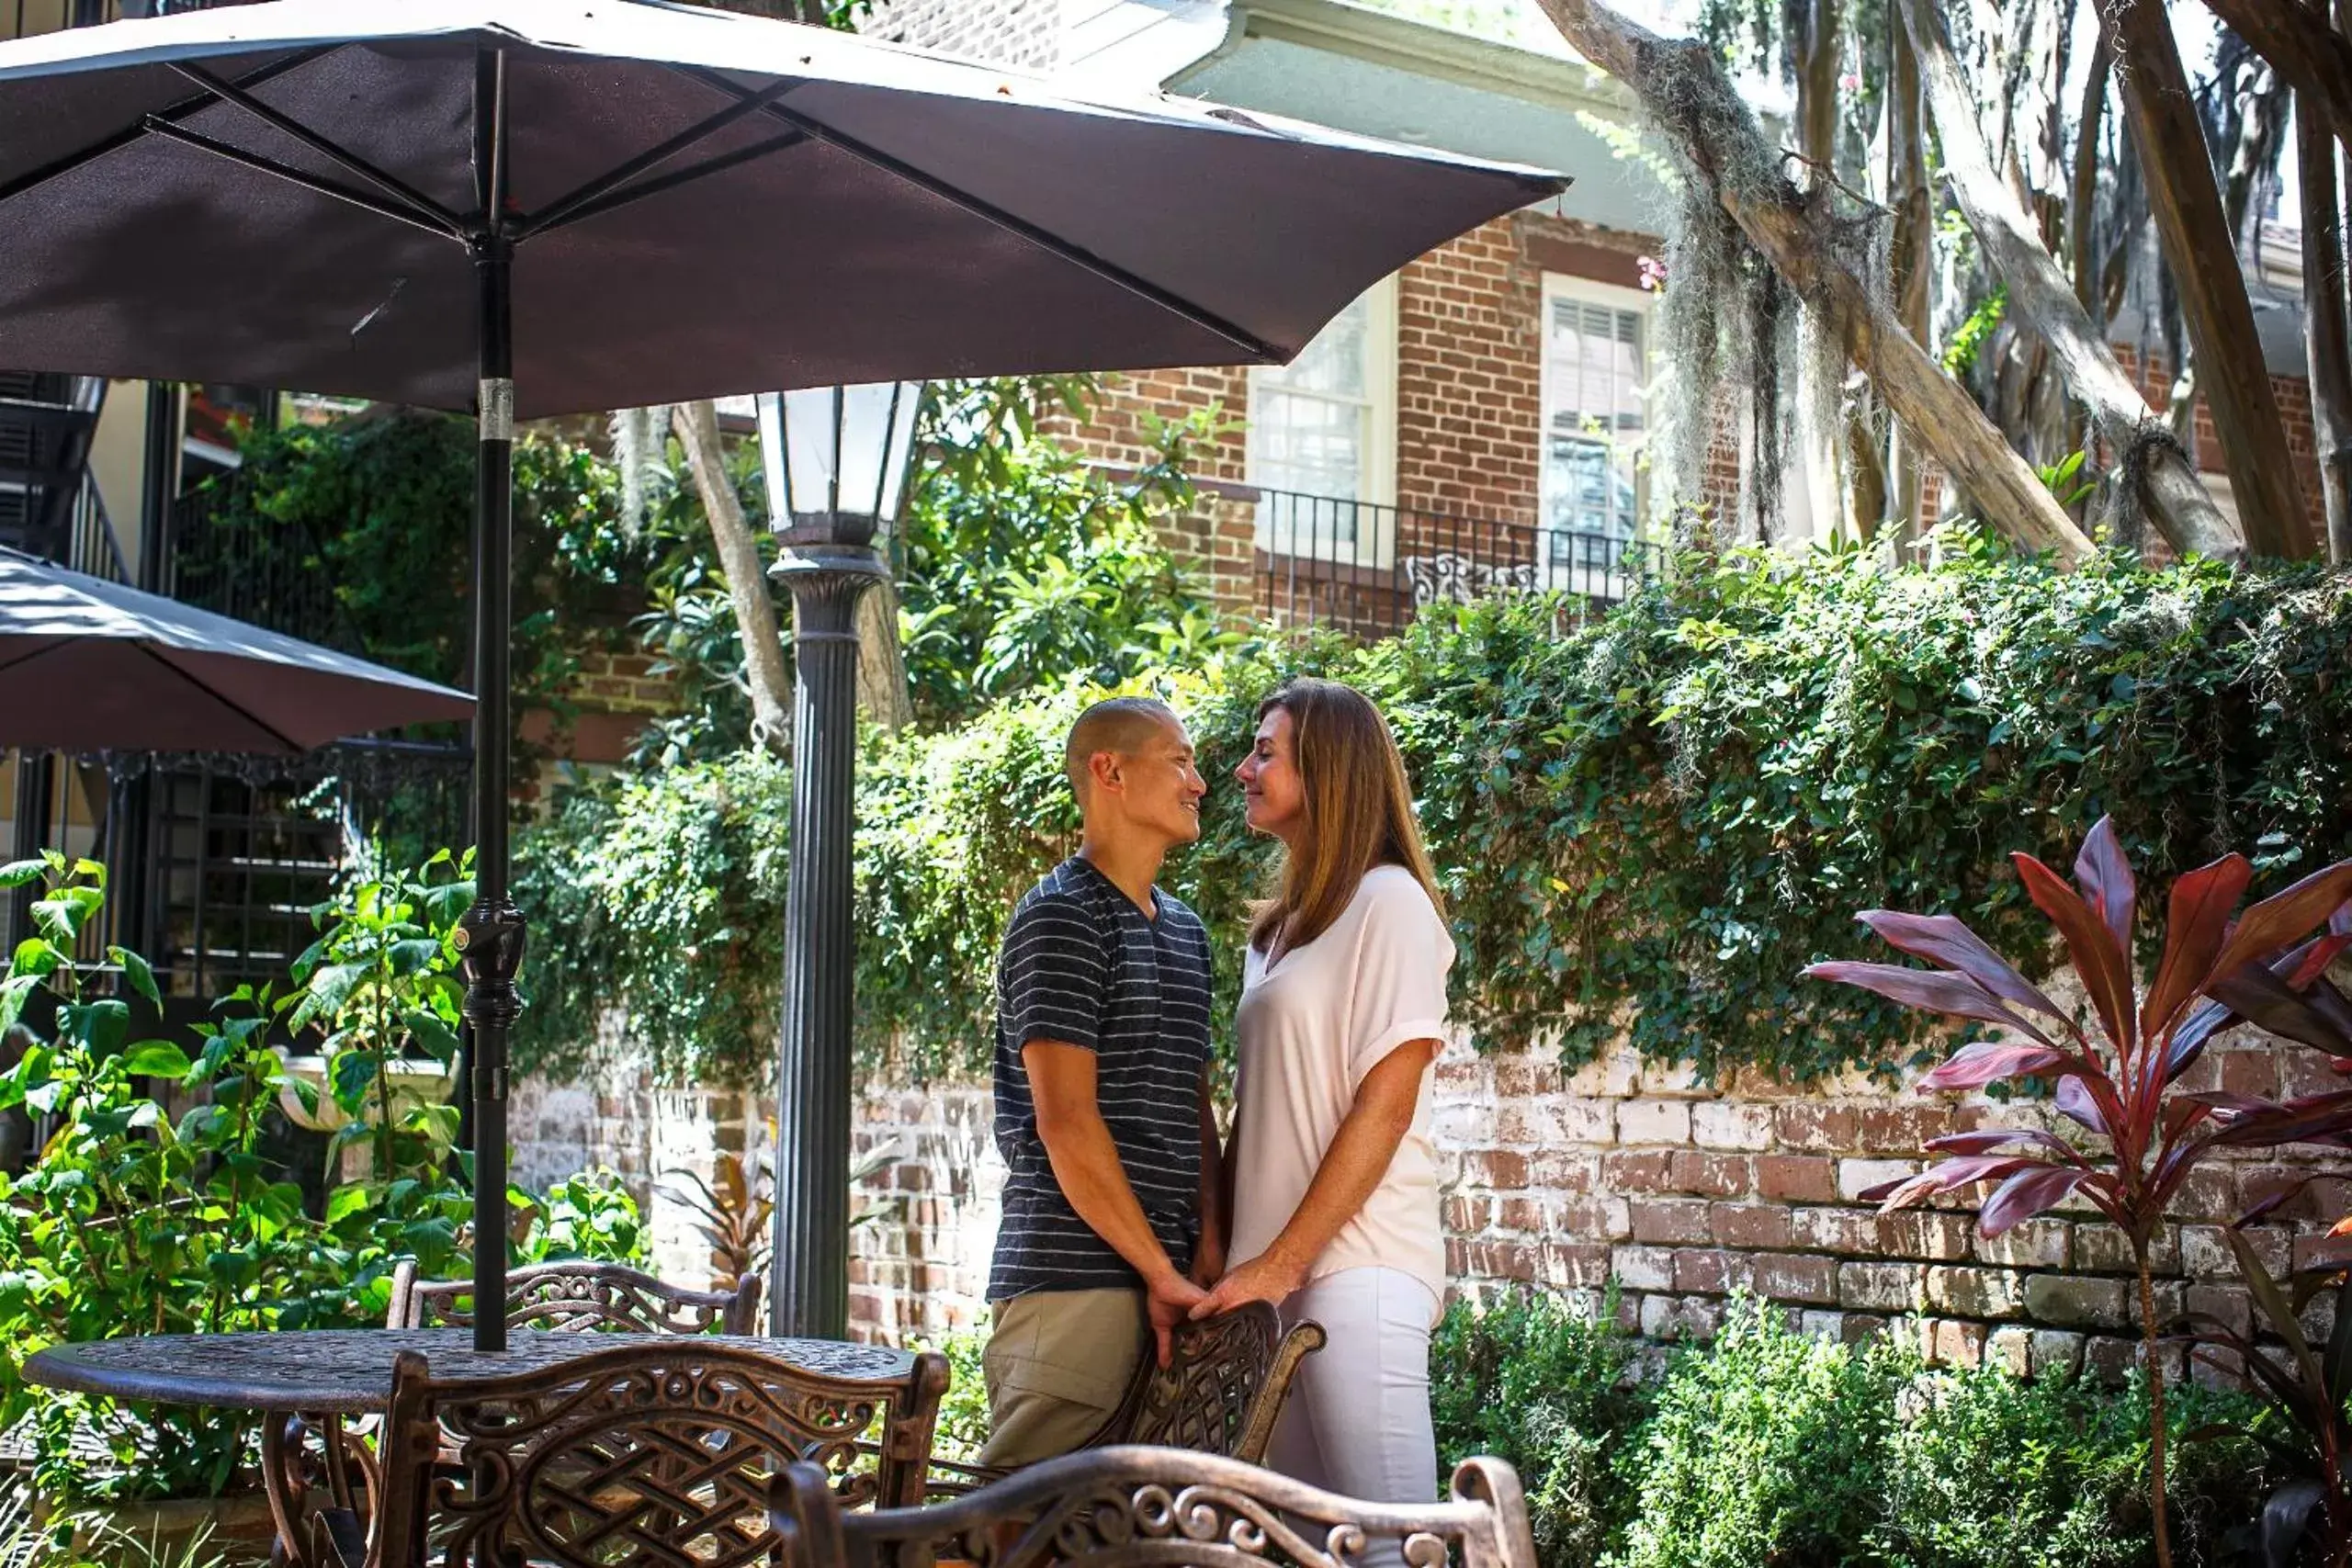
[[1187, 1247, 1306, 1317]]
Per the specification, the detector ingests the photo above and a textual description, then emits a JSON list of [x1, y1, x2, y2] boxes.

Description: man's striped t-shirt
[[988, 854, 1211, 1301]]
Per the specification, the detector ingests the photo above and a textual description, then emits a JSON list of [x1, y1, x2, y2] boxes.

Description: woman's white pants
[[1268, 1265, 1440, 1567]]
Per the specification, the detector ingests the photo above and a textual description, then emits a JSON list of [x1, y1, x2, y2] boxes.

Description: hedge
[[514, 543, 2352, 1086]]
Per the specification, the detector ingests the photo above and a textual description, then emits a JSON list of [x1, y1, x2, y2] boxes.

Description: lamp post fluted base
[[768, 542, 888, 1339]]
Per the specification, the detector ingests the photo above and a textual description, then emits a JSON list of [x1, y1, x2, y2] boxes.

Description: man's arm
[[1025, 1040, 1205, 1364], [1190, 1038, 1439, 1316], [1191, 1062, 1226, 1287]]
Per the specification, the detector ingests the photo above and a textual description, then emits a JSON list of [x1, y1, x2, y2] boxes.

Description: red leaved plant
[[1804, 817, 2352, 1568]]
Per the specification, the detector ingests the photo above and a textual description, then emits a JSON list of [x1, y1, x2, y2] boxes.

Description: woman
[[1191, 676, 1453, 1517]]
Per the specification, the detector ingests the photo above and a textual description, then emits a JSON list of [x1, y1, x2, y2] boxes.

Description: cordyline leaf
[[1925, 1125, 2089, 1165], [2013, 852, 2136, 1055], [2209, 862, 2352, 998], [2055, 1074, 2108, 1134], [2074, 817, 2137, 966], [2230, 1227, 2324, 1391], [1870, 1153, 2042, 1210], [2237, 1174, 2311, 1226], [1918, 1039, 2070, 1091], [2264, 1483, 2331, 1568], [1803, 962, 2057, 1046], [2288, 927, 2352, 989], [1980, 1164, 2089, 1236], [2143, 852, 2253, 1042], [2211, 962, 2352, 1055], [2204, 1090, 2352, 1149], [1855, 910, 2064, 1020]]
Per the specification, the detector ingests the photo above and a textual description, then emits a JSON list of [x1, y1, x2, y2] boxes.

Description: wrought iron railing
[[164, 481, 361, 651], [1248, 486, 1645, 639]]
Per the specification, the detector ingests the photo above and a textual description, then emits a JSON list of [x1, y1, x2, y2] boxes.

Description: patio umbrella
[[0, 0, 1570, 1349], [0, 548, 472, 753]]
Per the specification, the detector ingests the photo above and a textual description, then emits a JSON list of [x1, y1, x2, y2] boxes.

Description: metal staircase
[[0, 371, 124, 580]]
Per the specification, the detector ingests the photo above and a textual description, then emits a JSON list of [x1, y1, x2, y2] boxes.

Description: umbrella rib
[[669, 63, 1285, 364], [0, 46, 334, 213], [167, 62, 467, 234], [512, 75, 808, 241], [517, 129, 808, 240], [141, 118, 465, 243], [132, 641, 305, 753]]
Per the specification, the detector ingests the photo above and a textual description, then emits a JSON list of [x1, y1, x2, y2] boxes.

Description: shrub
[[1877, 1364, 2266, 1568], [914, 1328, 991, 1464], [1431, 1288, 1646, 1568], [1609, 1297, 1900, 1568]]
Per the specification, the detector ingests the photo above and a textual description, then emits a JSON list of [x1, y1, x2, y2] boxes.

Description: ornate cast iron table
[[24, 1329, 919, 1567]]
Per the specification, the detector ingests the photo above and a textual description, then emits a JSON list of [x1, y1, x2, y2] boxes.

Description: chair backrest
[[831, 1446, 1540, 1568], [1109, 1304, 1323, 1464], [385, 1258, 763, 1336], [371, 1340, 952, 1568]]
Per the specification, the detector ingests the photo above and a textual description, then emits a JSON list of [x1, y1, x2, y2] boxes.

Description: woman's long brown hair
[[1249, 678, 1445, 959]]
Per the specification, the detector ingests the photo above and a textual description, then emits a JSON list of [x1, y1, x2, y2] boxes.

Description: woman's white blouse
[[1228, 864, 1454, 1311]]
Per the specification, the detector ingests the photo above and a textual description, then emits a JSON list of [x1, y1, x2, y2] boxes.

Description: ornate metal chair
[[926, 1305, 1324, 1495], [386, 1258, 763, 1336], [368, 1341, 950, 1568], [817, 1445, 1540, 1568]]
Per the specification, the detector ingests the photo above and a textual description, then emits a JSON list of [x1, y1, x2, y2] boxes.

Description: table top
[[21, 1328, 921, 1416]]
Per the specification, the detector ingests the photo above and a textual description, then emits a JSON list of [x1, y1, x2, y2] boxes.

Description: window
[[1540, 275, 1650, 592], [1249, 275, 1398, 564]]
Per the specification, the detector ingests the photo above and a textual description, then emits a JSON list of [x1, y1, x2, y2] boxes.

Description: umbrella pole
[[458, 49, 521, 1356]]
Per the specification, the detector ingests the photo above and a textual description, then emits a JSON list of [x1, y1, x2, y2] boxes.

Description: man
[[979, 695, 1223, 1468]]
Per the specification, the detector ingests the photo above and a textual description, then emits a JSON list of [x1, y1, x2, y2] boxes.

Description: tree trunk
[[1887, 17, 1930, 541], [672, 400, 796, 756], [2301, 6, 2352, 564], [1794, 0, 1855, 543], [1529, 0, 2093, 561], [2073, 37, 2109, 318], [1898, 0, 2245, 563], [854, 575, 913, 729], [2201, 0, 2352, 161], [2103, 0, 2315, 559]]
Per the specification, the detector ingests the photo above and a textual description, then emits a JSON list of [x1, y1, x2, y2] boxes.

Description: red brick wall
[[785, 1021, 2340, 1374], [2109, 344, 2326, 544], [1056, 211, 1674, 620]]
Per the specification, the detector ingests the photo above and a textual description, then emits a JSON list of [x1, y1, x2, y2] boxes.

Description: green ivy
[[515, 539, 2352, 1087]]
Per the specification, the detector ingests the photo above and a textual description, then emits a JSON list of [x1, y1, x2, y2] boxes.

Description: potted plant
[[277, 847, 470, 1186]]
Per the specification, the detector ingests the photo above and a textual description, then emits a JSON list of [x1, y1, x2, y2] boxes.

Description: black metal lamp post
[[758, 380, 923, 1338]]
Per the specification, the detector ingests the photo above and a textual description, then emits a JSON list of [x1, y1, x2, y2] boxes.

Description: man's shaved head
[[1065, 697, 1182, 798]]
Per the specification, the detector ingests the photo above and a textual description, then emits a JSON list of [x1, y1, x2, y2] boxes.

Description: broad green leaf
[[105, 948, 161, 1009], [121, 1041, 194, 1080]]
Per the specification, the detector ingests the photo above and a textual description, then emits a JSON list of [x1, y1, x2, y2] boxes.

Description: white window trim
[[1538, 272, 1653, 592], [1247, 273, 1400, 567]]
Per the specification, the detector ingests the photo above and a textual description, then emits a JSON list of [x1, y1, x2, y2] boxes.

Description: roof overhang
[[1144, 0, 1670, 239]]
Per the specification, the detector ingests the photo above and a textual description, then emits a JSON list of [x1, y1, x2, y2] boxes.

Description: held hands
[[1145, 1268, 1208, 1369], [1189, 1231, 1227, 1290], [1186, 1247, 1306, 1320]]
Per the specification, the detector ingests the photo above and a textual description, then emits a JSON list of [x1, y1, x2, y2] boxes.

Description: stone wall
[[510, 1019, 2345, 1371]]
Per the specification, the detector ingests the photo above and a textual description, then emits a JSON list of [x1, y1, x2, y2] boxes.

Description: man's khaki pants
[[978, 1288, 1148, 1468]]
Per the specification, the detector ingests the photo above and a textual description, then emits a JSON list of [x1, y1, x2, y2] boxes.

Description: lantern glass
[[759, 382, 925, 532]]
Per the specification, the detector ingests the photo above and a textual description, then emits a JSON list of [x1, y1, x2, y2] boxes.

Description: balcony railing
[[1248, 487, 1645, 640]]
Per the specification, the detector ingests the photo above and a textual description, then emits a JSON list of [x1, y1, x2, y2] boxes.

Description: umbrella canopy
[[0, 0, 1566, 416], [0, 0, 1569, 1349], [0, 549, 474, 752]]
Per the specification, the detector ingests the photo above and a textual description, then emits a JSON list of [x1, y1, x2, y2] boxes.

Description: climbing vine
[[514, 537, 2352, 1087]]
